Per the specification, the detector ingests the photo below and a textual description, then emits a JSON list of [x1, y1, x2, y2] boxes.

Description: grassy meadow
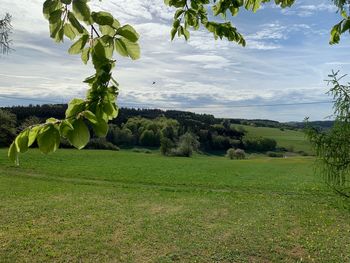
[[235, 125, 312, 154], [0, 149, 350, 262]]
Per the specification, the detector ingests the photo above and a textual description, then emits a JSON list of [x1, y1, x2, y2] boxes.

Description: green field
[[235, 125, 312, 154], [0, 149, 349, 262]]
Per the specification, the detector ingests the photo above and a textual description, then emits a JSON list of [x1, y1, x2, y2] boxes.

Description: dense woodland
[[0, 104, 328, 155]]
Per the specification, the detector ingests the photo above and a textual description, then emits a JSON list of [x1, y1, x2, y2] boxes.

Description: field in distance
[[0, 149, 349, 262], [235, 124, 312, 154]]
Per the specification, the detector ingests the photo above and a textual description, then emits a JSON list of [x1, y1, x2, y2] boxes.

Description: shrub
[[226, 148, 236, 159], [132, 148, 152, 154], [243, 137, 277, 152], [297, 150, 309, 156], [226, 148, 246, 160], [172, 132, 200, 157], [234, 149, 246, 159], [266, 151, 284, 158], [160, 137, 175, 156], [139, 129, 160, 147], [107, 126, 134, 146], [211, 135, 231, 150], [86, 138, 119, 151]]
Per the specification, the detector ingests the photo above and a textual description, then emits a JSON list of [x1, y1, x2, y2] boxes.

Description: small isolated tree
[[305, 71, 350, 195]]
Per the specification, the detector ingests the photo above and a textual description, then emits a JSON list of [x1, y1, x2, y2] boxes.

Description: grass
[[0, 149, 350, 262], [235, 124, 312, 154]]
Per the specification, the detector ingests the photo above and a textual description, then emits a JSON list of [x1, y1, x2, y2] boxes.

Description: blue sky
[[1, 0, 350, 122]]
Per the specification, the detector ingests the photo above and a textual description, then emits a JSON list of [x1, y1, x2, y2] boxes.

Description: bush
[[132, 148, 152, 154], [171, 132, 200, 157], [160, 137, 175, 156], [234, 149, 246, 159], [226, 148, 246, 160], [107, 126, 134, 146], [266, 151, 284, 158], [211, 135, 231, 150], [226, 148, 236, 159], [86, 138, 119, 151], [243, 137, 277, 152], [297, 150, 309, 156], [139, 129, 160, 147]]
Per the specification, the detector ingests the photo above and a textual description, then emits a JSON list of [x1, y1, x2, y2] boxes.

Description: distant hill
[[1, 103, 333, 130], [234, 124, 312, 154]]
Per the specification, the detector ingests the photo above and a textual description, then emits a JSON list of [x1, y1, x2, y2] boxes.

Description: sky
[[1, 0, 350, 122]]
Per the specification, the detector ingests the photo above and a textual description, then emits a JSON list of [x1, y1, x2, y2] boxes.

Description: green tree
[[305, 71, 350, 195], [8, 0, 349, 164], [0, 109, 17, 147], [175, 132, 200, 157]]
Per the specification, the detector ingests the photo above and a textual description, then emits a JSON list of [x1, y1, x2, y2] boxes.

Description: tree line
[[1, 104, 283, 155]]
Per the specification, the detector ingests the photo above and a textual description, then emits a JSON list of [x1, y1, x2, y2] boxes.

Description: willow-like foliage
[[306, 71, 350, 195], [0, 13, 12, 54]]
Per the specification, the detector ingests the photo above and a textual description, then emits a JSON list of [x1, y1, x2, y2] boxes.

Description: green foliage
[[266, 151, 284, 158], [165, 0, 295, 46], [305, 71, 350, 193], [243, 137, 277, 152], [160, 137, 175, 155], [226, 148, 246, 160], [9, 0, 141, 164], [139, 130, 160, 147], [329, 1, 350, 44], [86, 137, 119, 151], [172, 132, 200, 157], [0, 109, 16, 147]]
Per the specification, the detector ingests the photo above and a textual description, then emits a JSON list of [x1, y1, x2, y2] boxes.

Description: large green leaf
[[91, 11, 114, 25], [72, 0, 92, 24], [68, 11, 85, 34], [15, 130, 29, 153], [64, 23, 76, 40], [68, 34, 89, 54], [81, 47, 90, 64], [43, 0, 62, 19], [92, 119, 109, 137], [37, 125, 61, 154], [59, 119, 74, 137], [66, 119, 90, 149], [66, 98, 86, 118], [28, 126, 42, 147], [114, 38, 129, 57], [117, 25, 139, 42], [83, 110, 98, 125], [8, 142, 18, 165], [123, 38, 141, 60]]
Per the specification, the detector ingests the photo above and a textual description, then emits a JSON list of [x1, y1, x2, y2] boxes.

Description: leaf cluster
[[9, 0, 141, 164], [165, 0, 295, 46]]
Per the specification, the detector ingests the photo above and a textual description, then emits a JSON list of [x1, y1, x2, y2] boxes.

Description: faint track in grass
[[0, 167, 332, 198]]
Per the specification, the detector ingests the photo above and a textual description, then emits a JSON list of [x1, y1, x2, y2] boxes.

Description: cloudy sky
[[1, 0, 350, 122]]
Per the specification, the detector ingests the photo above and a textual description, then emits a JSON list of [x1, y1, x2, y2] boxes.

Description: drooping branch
[[0, 13, 13, 54]]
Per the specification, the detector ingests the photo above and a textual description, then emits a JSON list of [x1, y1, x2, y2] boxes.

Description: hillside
[[235, 124, 312, 154]]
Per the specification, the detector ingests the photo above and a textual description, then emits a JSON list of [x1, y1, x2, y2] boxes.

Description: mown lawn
[[0, 149, 349, 262], [234, 125, 312, 154]]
